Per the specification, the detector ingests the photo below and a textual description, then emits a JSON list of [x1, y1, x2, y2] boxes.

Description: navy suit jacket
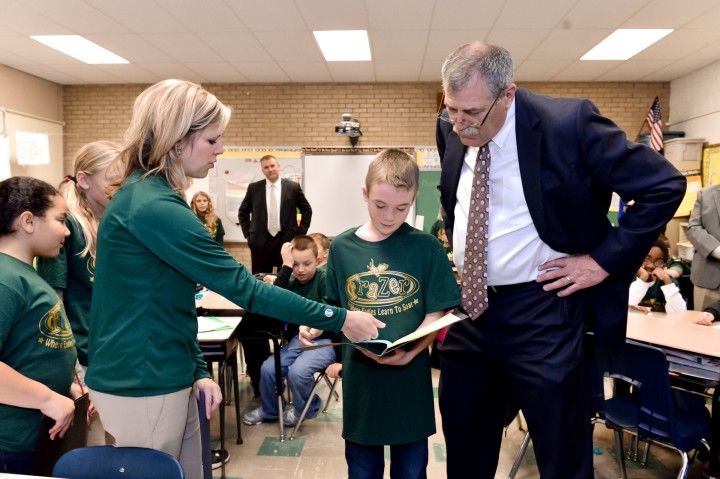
[[238, 178, 312, 249], [437, 88, 686, 345]]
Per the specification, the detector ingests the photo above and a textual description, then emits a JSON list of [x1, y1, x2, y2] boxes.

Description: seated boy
[[316, 149, 460, 477], [308, 232, 331, 269], [629, 238, 687, 313], [243, 235, 339, 426]]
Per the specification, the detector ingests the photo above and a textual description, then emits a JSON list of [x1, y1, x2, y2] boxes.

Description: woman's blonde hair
[[60, 140, 121, 259], [110, 79, 231, 196], [190, 191, 219, 238]]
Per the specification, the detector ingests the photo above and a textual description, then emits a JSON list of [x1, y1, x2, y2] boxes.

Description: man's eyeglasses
[[437, 90, 504, 128], [643, 257, 666, 268]]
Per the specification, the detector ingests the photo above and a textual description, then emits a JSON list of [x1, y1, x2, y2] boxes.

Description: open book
[[292, 310, 468, 357]]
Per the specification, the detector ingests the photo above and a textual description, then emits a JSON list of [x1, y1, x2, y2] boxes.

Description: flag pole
[[634, 117, 649, 142]]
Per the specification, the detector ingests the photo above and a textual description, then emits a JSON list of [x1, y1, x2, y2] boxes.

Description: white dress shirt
[[452, 100, 567, 285]]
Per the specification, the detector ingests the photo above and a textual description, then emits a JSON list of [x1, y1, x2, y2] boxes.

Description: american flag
[[646, 96, 663, 153]]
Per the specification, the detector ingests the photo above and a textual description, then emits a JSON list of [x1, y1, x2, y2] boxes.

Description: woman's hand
[[193, 378, 223, 419], [341, 311, 385, 342]]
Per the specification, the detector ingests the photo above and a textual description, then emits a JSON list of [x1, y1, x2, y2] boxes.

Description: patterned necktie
[[267, 183, 279, 236], [461, 144, 491, 320]]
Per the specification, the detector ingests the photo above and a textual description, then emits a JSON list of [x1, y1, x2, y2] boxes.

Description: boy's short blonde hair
[[291, 235, 318, 258], [365, 149, 419, 193]]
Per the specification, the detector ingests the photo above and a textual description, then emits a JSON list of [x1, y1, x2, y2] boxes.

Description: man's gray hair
[[441, 43, 514, 98]]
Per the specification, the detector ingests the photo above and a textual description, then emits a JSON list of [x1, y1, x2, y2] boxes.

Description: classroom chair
[[197, 391, 213, 479], [52, 446, 184, 479], [289, 369, 341, 440], [598, 339, 710, 479]]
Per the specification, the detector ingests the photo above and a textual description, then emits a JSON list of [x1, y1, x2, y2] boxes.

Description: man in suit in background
[[436, 42, 685, 479], [687, 184, 720, 309], [238, 155, 312, 274], [237, 155, 313, 396]]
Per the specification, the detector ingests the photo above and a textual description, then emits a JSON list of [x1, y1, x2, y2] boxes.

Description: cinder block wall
[[62, 81, 670, 266]]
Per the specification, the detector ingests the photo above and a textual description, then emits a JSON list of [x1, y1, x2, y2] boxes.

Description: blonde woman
[[37, 140, 120, 446], [85, 79, 382, 479], [190, 191, 224, 246]]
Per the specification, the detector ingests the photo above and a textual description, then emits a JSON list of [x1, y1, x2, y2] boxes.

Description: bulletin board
[[185, 147, 303, 242], [702, 144, 720, 187], [415, 146, 442, 234], [1, 109, 63, 184]]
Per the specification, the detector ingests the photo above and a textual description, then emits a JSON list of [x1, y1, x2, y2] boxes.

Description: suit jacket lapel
[[514, 90, 547, 239]]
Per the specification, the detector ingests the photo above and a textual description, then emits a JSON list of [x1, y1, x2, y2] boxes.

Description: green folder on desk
[[198, 316, 233, 333]]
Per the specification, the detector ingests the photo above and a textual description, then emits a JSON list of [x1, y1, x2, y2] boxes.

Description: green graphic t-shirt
[[37, 215, 94, 366], [326, 223, 460, 445], [0, 253, 76, 452]]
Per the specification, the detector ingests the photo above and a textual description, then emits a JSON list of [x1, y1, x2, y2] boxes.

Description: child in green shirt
[[322, 149, 461, 478], [36, 140, 120, 447], [0, 176, 80, 474]]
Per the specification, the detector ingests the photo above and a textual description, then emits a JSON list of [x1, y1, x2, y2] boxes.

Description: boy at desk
[[244, 235, 338, 426], [630, 238, 687, 314], [305, 149, 460, 478]]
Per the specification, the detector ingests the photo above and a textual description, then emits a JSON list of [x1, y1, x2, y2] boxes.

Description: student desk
[[196, 290, 246, 313], [626, 310, 720, 478], [198, 315, 242, 479], [196, 291, 290, 441]]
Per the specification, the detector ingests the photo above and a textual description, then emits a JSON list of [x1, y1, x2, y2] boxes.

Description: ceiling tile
[[326, 62, 376, 82], [495, 0, 577, 29], [514, 59, 574, 81], [551, 60, 623, 81], [184, 63, 248, 83], [142, 33, 225, 62], [197, 32, 273, 62], [366, 0, 434, 30], [225, 0, 305, 31], [370, 30, 427, 61], [375, 60, 423, 81], [281, 62, 333, 82], [254, 31, 324, 62], [231, 62, 291, 82], [431, 0, 505, 29]]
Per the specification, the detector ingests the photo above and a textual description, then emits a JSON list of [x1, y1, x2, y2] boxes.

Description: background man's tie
[[268, 183, 279, 236]]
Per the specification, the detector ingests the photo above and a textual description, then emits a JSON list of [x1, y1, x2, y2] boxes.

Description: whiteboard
[[304, 153, 415, 237]]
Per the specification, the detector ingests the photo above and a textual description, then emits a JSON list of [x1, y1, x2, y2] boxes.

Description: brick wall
[[62, 81, 670, 266]]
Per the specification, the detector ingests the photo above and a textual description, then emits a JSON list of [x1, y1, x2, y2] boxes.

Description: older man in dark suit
[[436, 42, 685, 479], [238, 155, 312, 274]]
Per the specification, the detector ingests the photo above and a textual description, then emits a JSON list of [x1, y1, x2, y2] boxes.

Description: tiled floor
[[209, 361, 711, 479]]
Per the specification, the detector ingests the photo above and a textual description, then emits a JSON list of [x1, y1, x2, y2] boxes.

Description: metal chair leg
[[614, 429, 629, 479], [322, 377, 339, 413], [289, 372, 327, 440], [508, 431, 531, 479]]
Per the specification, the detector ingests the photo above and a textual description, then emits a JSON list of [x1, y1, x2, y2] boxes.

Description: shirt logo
[[324, 308, 333, 318], [37, 302, 75, 349], [345, 259, 419, 310]]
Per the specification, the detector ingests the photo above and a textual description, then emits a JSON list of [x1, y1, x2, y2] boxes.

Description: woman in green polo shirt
[[85, 79, 383, 479], [0, 176, 79, 474]]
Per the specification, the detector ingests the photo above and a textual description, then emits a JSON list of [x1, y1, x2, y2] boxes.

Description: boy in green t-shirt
[[318, 149, 461, 478], [243, 235, 339, 427]]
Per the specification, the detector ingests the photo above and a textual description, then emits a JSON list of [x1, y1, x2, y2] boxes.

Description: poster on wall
[[415, 146, 440, 170], [0, 136, 9, 180], [194, 147, 303, 242], [15, 132, 50, 165], [702, 144, 720, 187]]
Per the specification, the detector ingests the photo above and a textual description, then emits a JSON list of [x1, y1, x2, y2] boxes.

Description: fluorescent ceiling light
[[581, 29, 673, 60], [313, 30, 371, 61], [31, 35, 128, 64]]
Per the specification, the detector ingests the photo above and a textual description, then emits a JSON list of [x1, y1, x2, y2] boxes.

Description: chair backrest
[[197, 391, 212, 479], [52, 445, 184, 479], [596, 339, 680, 444]]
